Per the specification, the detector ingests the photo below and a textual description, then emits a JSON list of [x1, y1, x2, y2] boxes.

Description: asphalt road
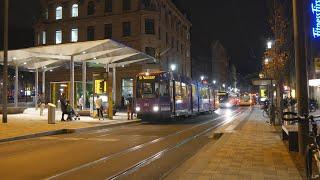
[[0, 107, 248, 180]]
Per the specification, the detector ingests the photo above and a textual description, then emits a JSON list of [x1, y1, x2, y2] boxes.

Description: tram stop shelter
[[0, 39, 156, 118]]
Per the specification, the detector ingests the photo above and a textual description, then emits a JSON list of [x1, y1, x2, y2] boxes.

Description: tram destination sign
[[312, 0, 320, 38], [139, 75, 156, 80]]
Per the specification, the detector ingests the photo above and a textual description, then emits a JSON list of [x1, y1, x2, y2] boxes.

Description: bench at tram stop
[[282, 124, 298, 152]]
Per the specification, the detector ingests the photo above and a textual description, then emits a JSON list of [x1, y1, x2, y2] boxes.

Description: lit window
[[72, 4, 78, 17], [55, 30, 62, 44], [71, 28, 78, 42], [56, 6, 62, 20], [42, 31, 46, 45]]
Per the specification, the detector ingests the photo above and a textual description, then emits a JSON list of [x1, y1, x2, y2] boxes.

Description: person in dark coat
[[60, 95, 67, 121]]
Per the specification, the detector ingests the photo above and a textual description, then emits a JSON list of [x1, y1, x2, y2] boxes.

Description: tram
[[135, 71, 216, 121]]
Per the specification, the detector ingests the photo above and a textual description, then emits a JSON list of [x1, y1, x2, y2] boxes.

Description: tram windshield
[[137, 78, 169, 99]]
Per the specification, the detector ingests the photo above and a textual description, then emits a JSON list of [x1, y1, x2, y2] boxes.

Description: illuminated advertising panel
[[312, 0, 320, 38]]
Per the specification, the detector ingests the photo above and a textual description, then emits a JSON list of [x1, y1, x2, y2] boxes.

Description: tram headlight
[[153, 105, 159, 112], [135, 107, 141, 112]]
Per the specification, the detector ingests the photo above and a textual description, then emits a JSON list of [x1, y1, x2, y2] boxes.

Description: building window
[[122, 78, 133, 99], [123, 0, 131, 11], [55, 30, 62, 44], [56, 6, 62, 20], [42, 31, 46, 45], [122, 22, 131, 37], [87, 26, 95, 40], [104, 24, 112, 39], [145, 19, 155, 34], [87, 1, 95, 15], [71, 28, 78, 42], [105, 0, 113, 13], [145, 47, 156, 57], [72, 4, 78, 17]]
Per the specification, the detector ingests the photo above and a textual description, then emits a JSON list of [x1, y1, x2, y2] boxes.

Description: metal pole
[[14, 66, 18, 107], [35, 69, 39, 109], [70, 56, 75, 107], [293, 0, 309, 155], [2, 0, 8, 123], [42, 70, 45, 100], [112, 66, 116, 104], [82, 62, 86, 109]]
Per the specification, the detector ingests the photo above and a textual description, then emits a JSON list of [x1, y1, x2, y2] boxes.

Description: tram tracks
[[46, 108, 246, 179]]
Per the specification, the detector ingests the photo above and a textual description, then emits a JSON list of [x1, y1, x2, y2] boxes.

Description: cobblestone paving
[[167, 108, 302, 180]]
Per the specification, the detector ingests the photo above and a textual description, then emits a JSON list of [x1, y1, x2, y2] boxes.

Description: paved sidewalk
[[167, 108, 302, 180], [0, 108, 138, 141]]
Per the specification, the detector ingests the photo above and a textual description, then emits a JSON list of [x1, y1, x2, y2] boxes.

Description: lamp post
[[2, 0, 9, 123], [293, 0, 309, 155], [200, 76, 205, 81]]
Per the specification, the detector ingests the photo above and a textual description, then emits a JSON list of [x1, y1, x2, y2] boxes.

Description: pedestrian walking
[[95, 95, 104, 120], [126, 94, 134, 120]]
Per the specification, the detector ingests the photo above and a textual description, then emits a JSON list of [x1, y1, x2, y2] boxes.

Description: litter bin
[[48, 103, 56, 124]]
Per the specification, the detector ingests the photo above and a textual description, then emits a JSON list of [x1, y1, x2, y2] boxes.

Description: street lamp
[[170, 64, 176, 71], [267, 41, 272, 49], [264, 58, 269, 64], [222, 84, 226, 88], [200, 76, 205, 81], [213, 80, 216, 85]]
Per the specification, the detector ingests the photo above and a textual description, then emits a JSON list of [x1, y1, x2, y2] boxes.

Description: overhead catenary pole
[[2, 0, 9, 123], [292, 0, 309, 155]]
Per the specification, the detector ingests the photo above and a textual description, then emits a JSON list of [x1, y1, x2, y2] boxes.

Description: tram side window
[[201, 88, 209, 99], [192, 85, 197, 98], [175, 82, 182, 101], [181, 83, 187, 99]]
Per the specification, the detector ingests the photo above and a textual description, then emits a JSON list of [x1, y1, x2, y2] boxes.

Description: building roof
[[0, 39, 156, 71]]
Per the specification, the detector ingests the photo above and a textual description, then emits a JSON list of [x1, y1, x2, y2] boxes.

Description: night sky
[[0, 0, 271, 76]]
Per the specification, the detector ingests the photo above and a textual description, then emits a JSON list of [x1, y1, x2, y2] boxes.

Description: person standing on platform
[[39, 93, 45, 116], [60, 95, 67, 121], [126, 94, 134, 120], [95, 95, 104, 120]]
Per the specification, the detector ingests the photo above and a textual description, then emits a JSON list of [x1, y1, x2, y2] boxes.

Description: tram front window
[[137, 80, 169, 99]]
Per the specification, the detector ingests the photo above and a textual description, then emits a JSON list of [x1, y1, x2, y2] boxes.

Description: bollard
[[48, 103, 56, 124]]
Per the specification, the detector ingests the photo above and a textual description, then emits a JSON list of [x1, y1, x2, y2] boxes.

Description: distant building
[[34, 0, 191, 105], [211, 41, 229, 86]]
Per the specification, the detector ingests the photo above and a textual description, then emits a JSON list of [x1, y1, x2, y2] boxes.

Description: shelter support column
[[35, 68, 39, 109], [82, 62, 86, 109], [42, 70, 45, 99], [112, 66, 116, 104], [14, 66, 18, 107], [70, 56, 75, 107]]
